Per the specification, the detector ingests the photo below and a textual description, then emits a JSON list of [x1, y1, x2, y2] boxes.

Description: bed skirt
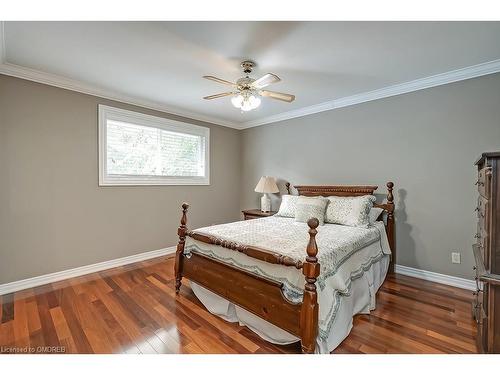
[[190, 254, 389, 353]]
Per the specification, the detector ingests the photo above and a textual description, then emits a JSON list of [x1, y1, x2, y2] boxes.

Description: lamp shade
[[254, 176, 279, 193]]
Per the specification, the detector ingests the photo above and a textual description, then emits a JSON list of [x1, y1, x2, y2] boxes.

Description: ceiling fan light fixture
[[231, 94, 261, 112], [231, 94, 244, 108], [249, 95, 261, 109], [240, 101, 253, 112], [231, 93, 261, 111]]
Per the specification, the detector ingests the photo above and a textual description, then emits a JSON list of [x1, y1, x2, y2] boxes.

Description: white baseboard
[[395, 264, 476, 291], [0, 246, 176, 296], [0, 249, 475, 296]]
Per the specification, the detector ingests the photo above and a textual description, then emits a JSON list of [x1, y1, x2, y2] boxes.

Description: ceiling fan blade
[[203, 75, 236, 86], [203, 92, 235, 100], [260, 90, 295, 103], [251, 73, 281, 89]]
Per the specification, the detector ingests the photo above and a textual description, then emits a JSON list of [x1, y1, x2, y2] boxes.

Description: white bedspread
[[183, 216, 391, 350]]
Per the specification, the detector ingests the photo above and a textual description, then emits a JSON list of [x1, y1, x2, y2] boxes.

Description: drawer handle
[[475, 207, 480, 212], [474, 233, 480, 238], [473, 266, 477, 271], [475, 180, 485, 186]]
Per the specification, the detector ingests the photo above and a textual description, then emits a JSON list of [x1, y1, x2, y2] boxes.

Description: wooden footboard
[[174, 203, 321, 353], [183, 252, 302, 337]]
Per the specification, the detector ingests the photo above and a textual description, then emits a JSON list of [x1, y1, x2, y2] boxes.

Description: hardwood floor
[[0, 256, 477, 354]]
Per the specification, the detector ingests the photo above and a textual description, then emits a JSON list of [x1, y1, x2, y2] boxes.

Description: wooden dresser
[[473, 151, 500, 353]]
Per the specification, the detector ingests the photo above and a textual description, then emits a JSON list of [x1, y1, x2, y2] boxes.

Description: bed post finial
[[306, 218, 319, 260], [300, 217, 320, 353], [285, 182, 291, 194], [387, 181, 394, 203], [175, 202, 189, 294]]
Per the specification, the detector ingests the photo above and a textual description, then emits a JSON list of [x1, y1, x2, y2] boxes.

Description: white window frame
[[98, 105, 210, 186]]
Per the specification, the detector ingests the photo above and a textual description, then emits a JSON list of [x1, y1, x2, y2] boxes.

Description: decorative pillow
[[325, 195, 376, 228], [294, 196, 328, 226], [276, 195, 300, 218], [369, 207, 384, 225]]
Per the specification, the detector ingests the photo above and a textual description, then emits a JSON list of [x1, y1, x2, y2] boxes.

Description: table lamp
[[254, 176, 279, 212]]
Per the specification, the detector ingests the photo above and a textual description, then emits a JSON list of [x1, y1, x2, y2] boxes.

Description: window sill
[[99, 177, 210, 186]]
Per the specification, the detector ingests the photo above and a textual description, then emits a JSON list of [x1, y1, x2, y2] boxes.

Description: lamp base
[[260, 194, 271, 212]]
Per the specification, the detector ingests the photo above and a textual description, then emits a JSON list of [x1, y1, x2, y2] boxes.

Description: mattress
[[183, 216, 391, 352]]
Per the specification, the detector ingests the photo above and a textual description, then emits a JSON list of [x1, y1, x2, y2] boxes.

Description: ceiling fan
[[203, 60, 295, 112]]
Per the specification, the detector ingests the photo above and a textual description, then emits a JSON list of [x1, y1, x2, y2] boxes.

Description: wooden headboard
[[285, 181, 396, 273], [291, 184, 378, 197]]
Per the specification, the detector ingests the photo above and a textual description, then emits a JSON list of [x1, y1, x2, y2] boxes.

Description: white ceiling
[[2, 21, 500, 128]]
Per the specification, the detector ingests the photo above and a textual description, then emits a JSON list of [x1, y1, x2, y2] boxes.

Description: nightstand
[[242, 209, 277, 220]]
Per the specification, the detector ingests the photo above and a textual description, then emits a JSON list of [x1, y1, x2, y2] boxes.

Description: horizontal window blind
[[106, 120, 205, 177], [99, 105, 209, 186]]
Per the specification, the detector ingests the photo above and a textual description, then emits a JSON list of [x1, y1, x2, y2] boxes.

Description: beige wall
[[0, 75, 241, 284], [2, 72, 500, 284], [240, 73, 500, 279]]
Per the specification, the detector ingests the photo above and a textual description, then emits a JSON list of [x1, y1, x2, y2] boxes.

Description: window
[[98, 105, 209, 186]]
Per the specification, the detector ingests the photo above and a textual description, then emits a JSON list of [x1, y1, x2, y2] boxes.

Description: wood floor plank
[[58, 287, 94, 353], [0, 321, 15, 348], [34, 292, 61, 348], [146, 275, 260, 353], [1, 293, 14, 323], [50, 306, 78, 353], [0, 256, 478, 354], [13, 297, 30, 348]]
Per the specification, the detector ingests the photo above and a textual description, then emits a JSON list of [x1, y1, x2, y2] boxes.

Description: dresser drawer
[[472, 281, 489, 353], [473, 290, 487, 320], [478, 229, 490, 265], [476, 225, 489, 248], [473, 243, 489, 296], [476, 196, 489, 230], [475, 307, 488, 353], [473, 280, 489, 315], [477, 167, 492, 198]]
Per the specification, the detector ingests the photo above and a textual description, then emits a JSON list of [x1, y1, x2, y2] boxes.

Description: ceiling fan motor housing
[[236, 76, 256, 91], [241, 60, 256, 74]]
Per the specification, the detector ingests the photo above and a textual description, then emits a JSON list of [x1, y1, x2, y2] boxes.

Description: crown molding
[[241, 58, 500, 128], [0, 62, 241, 129], [1, 55, 499, 131]]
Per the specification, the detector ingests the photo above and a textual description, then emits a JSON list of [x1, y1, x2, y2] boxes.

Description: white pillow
[[325, 195, 376, 228], [369, 207, 384, 225], [276, 195, 300, 218], [294, 196, 328, 226]]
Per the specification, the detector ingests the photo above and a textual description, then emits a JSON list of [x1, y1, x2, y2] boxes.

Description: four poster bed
[[174, 182, 395, 353]]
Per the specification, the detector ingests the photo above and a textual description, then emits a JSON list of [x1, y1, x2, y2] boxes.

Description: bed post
[[300, 217, 320, 354], [175, 202, 189, 294], [386, 182, 395, 273]]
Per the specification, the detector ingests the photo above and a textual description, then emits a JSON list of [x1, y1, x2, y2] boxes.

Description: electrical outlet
[[451, 252, 461, 264]]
